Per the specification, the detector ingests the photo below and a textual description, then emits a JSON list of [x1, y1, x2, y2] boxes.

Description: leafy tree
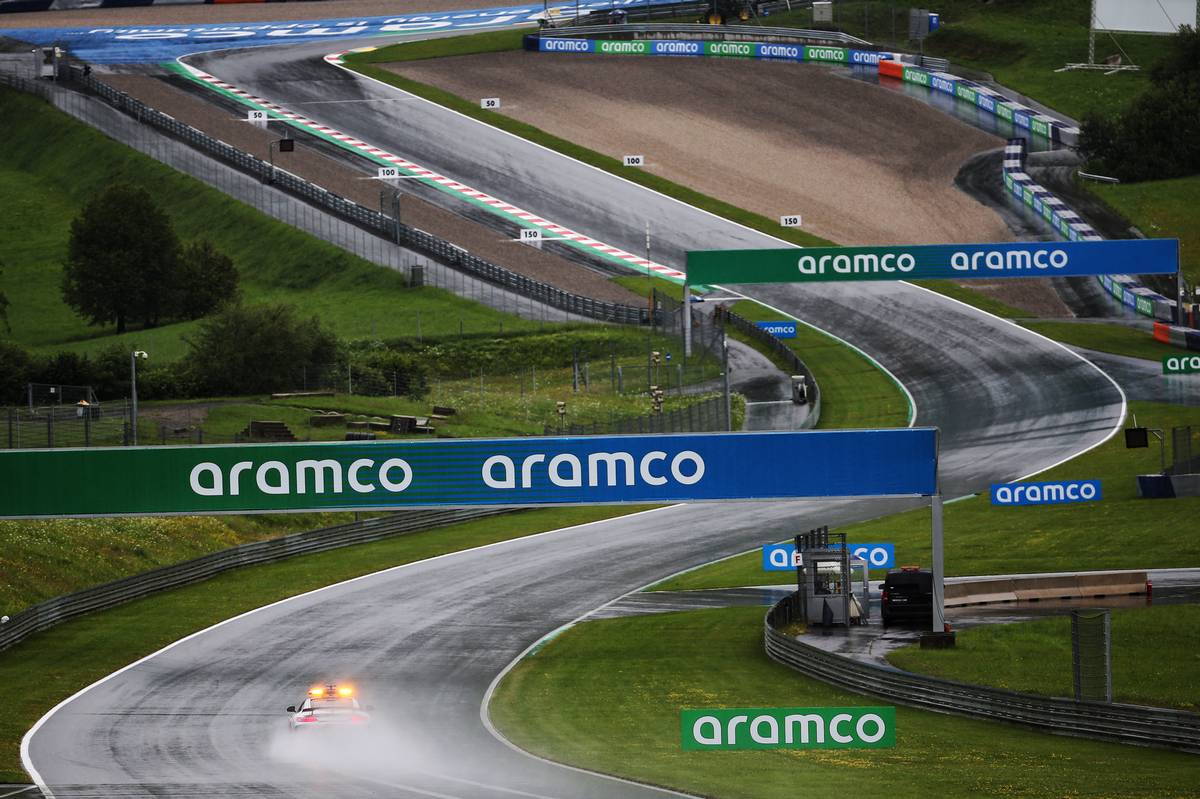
[[61, 184, 180, 333], [1080, 26, 1200, 182], [184, 303, 341, 395], [173, 239, 240, 320], [0, 260, 9, 333], [0, 340, 32, 404]]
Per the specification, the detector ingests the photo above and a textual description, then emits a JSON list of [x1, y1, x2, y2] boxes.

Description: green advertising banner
[[681, 707, 896, 750], [596, 40, 648, 55], [1163, 354, 1200, 374], [685, 239, 1180, 284], [704, 41, 754, 57]]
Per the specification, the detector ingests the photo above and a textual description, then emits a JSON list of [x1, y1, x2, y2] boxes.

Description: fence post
[[84, 410, 91, 447], [7, 408, 12, 449], [47, 411, 54, 448]]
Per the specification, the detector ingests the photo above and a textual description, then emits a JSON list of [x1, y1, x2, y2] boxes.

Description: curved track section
[[26, 41, 1124, 798]]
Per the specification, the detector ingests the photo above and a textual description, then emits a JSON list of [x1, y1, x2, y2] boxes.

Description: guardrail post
[[931, 492, 945, 633]]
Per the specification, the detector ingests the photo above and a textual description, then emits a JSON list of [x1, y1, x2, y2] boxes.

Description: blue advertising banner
[[990, 480, 1101, 506], [763, 543, 802, 571], [756, 321, 798, 339], [763, 542, 895, 571], [686, 239, 1180, 284], [0, 429, 938, 519]]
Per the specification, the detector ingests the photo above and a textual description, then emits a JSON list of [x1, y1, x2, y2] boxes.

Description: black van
[[880, 567, 933, 627]]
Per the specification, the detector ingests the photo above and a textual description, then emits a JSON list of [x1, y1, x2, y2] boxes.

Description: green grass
[[0, 512, 374, 615], [654, 401, 1200, 591], [767, 0, 1170, 122], [0, 88, 539, 361], [729, 299, 910, 429], [1090, 176, 1200, 287], [490, 606, 1199, 799], [0, 503, 650, 782], [1022, 321, 1191, 361], [888, 604, 1200, 711], [612, 277, 910, 430]]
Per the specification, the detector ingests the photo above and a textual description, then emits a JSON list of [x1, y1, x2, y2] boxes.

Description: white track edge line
[[19, 504, 681, 796]]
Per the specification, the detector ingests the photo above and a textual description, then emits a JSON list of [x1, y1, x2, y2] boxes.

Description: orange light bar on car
[[337, 686, 353, 697], [308, 687, 325, 698]]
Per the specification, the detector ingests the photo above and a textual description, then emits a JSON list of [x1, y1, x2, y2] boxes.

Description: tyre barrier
[[0, 508, 508, 654], [1003, 138, 1196, 337], [878, 60, 1079, 146], [527, 30, 1074, 147], [1155, 321, 1200, 351], [763, 595, 1200, 753]]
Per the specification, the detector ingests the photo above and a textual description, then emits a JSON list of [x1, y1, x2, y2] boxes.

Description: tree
[[61, 184, 180, 333], [1080, 26, 1200, 182], [0, 340, 32, 404], [173, 238, 240, 320], [184, 303, 340, 395], [0, 262, 9, 334]]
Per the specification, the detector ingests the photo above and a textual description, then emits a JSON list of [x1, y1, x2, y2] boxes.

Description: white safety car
[[286, 683, 372, 732]]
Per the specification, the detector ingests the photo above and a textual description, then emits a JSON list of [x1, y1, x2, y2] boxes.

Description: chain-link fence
[[1171, 425, 1200, 475], [546, 393, 729, 435], [3, 401, 130, 449], [1071, 609, 1113, 703], [23, 382, 98, 412]]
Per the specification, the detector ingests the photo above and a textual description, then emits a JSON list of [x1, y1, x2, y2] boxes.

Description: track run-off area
[[7, 7, 1183, 798]]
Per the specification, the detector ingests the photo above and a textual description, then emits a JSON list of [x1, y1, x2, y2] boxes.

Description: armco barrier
[[764, 595, 1200, 753], [880, 60, 1079, 146], [712, 305, 820, 428], [30, 67, 651, 327], [539, 23, 872, 48], [0, 508, 507, 654], [1002, 138, 1197, 338]]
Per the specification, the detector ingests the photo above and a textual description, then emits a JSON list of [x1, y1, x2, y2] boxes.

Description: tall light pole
[[130, 350, 147, 446]]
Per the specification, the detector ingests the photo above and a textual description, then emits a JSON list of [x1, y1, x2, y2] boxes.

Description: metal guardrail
[[34, 67, 651, 327], [0, 508, 507, 653], [713, 306, 820, 427], [552, 22, 873, 47], [763, 596, 1200, 753]]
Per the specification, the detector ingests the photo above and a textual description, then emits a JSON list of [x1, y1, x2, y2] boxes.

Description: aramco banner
[[0, 429, 938, 518], [685, 239, 1179, 284]]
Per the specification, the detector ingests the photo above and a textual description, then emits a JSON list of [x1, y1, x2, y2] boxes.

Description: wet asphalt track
[[26, 40, 1126, 798]]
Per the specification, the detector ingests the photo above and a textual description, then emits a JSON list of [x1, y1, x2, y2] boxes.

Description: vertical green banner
[[1163, 354, 1200, 374]]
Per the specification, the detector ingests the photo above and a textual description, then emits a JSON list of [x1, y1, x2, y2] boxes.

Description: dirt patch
[[956, 278, 1071, 317], [0, 0, 493, 28], [391, 52, 1015, 247], [100, 73, 639, 305]]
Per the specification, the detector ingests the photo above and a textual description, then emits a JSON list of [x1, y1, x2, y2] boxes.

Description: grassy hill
[[0, 87, 540, 362]]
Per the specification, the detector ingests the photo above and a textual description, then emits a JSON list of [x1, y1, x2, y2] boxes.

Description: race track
[[26, 38, 1126, 798]]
